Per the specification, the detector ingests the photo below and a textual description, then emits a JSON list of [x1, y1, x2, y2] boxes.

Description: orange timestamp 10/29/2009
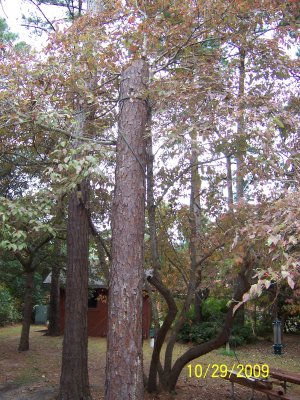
[[187, 363, 269, 379]]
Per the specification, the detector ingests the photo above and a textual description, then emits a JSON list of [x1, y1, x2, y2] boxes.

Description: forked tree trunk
[[18, 269, 35, 351], [58, 179, 91, 400], [146, 132, 179, 393], [163, 253, 252, 392], [105, 59, 149, 400], [160, 129, 202, 381]]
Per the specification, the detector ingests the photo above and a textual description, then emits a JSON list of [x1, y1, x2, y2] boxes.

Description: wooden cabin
[[44, 273, 151, 338], [59, 287, 151, 338]]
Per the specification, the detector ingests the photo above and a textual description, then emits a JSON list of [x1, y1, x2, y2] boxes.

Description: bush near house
[[177, 297, 256, 346]]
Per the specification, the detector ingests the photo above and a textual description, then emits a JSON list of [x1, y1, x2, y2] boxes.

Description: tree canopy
[[0, 0, 299, 397]]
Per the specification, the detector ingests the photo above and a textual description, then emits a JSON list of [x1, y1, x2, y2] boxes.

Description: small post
[[226, 342, 230, 353], [273, 319, 283, 355], [149, 327, 155, 348], [231, 381, 235, 400]]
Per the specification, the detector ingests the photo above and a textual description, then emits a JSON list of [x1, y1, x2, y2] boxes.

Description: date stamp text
[[187, 363, 269, 379]]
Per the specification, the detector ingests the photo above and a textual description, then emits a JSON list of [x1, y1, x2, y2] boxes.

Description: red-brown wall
[[59, 288, 151, 338]]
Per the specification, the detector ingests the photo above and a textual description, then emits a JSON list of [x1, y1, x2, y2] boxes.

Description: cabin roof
[[44, 268, 154, 289], [43, 271, 107, 288]]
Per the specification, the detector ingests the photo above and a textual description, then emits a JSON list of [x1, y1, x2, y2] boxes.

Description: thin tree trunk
[[16, 234, 52, 351], [105, 59, 149, 400], [235, 49, 246, 201], [194, 291, 202, 323], [236, 154, 244, 201], [18, 269, 35, 351], [146, 132, 160, 273], [146, 120, 163, 392], [163, 130, 202, 376], [194, 289, 209, 324], [190, 129, 202, 323], [58, 179, 91, 400], [146, 130, 179, 392], [226, 154, 234, 208], [87, 0, 105, 13], [48, 263, 61, 336], [148, 129, 205, 390]]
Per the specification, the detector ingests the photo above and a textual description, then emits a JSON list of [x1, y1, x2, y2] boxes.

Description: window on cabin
[[88, 290, 98, 308]]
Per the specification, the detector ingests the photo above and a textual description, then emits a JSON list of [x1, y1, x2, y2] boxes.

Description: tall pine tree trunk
[[105, 59, 149, 400], [58, 179, 91, 400], [58, 85, 91, 400], [58, 2, 104, 397]]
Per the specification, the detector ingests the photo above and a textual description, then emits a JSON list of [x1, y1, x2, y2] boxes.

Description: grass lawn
[[0, 324, 299, 399]]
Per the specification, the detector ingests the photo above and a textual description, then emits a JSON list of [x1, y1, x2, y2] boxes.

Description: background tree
[[141, 0, 299, 392], [0, 193, 61, 350]]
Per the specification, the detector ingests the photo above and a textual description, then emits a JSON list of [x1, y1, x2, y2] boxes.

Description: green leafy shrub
[[251, 311, 273, 338], [178, 297, 256, 346], [201, 298, 228, 321], [178, 321, 224, 343], [190, 321, 222, 343], [230, 324, 256, 346], [178, 298, 227, 343], [176, 304, 196, 342], [0, 284, 21, 326], [177, 321, 193, 342], [218, 347, 235, 357]]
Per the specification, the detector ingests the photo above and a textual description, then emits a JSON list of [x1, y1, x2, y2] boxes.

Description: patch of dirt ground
[[0, 325, 299, 399]]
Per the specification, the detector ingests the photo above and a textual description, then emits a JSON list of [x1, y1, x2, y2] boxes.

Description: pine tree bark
[[58, 179, 91, 400], [58, 1, 103, 394], [105, 59, 149, 400]]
